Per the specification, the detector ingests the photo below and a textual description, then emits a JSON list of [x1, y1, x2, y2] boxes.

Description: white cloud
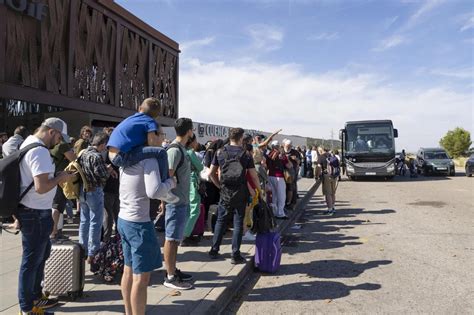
[[373, 35, 407, 52], [384, 16, 399, 30], [403, 0, 445, 31], [179, 58, 472, 151], [307, 32, 339, 41], [180, 37, 215, 52], [374, 0, 444, 51], [247, 24, 284, 52], [460, 16, 474, 32], [430, 67, 474, 80]]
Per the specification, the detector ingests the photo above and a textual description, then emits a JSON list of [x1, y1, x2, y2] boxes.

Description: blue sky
[[117, 0, 473, 151]]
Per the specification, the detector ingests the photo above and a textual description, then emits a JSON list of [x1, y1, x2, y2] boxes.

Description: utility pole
[[330, 129, 334, 151]]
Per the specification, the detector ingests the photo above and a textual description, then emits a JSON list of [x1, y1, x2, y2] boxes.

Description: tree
[[439, 127, 472, 158]]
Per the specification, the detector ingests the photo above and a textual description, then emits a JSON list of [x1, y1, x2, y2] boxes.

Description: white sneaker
[[161, 191, 179, 204], [242, 231, 256, 241]]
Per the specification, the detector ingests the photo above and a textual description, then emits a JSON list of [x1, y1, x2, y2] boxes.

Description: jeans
[[164, 203, 189, 242], [211, 202, 245, 258], [17, 208, 53, 312], [111, 146, 169, 181], [79, 188, 104, 257], [268, 176, 287, 217], [65, 200, 74, 218]]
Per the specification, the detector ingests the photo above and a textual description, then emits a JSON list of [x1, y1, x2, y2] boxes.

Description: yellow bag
[[244, 190, 259, 228], [59, 150, 91, 200]]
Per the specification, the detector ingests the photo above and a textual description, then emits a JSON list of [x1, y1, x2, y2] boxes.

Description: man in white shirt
[[118, 126, 176, 314], [17, 118, 74, 315]]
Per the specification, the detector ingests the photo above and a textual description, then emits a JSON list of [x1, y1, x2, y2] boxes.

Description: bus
[[339, 120, 398, 179]]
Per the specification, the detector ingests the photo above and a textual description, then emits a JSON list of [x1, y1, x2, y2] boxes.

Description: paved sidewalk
[[0, 178, 318, 315]]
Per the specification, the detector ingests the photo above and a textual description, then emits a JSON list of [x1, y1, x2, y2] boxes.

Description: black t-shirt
[[104, 155, 119, 194], [203, 149, 215, 168], [212, 145, 254, 209], [318, 153, 330, 171]]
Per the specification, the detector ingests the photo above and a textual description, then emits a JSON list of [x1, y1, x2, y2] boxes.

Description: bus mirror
[[394, 129, 398, 138], [339, 129, 344, 140]]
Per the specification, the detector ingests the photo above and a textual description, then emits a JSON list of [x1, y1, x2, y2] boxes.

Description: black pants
[[103, 192, 120, 242]]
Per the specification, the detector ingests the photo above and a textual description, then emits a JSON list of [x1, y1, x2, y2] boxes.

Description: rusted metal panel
[[0, 0, 179, 121]]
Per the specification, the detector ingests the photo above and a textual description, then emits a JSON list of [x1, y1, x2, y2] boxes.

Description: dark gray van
[[416, 148, 455, 176]]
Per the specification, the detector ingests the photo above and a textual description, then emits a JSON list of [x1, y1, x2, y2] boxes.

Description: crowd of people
[[1, 97, 341, 315]]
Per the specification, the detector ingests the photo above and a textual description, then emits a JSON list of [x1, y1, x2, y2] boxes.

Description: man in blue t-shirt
[[108, 98, 178, 203]]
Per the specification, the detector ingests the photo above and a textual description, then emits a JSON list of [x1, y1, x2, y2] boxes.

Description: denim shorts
[[165, 203, 189, 241], [117, 218, 162, 274]]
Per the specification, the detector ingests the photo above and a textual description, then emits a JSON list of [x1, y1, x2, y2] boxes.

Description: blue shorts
[[117, 218, 162, 274], [165, 203, 189, 242]]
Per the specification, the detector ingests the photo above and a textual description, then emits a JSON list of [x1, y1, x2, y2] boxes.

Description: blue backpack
[[326, 155, 341, 178]]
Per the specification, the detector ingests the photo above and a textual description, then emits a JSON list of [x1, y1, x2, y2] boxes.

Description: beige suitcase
[[44, 240, 85, 300]]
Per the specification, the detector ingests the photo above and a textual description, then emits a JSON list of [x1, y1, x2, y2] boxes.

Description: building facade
[[0, 0, 179, 137]]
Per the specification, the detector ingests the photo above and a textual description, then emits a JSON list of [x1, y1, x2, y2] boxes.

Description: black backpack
[[0, 143, 46, 218], [251, 197, 277, 234], [220, 147, 246, 187]]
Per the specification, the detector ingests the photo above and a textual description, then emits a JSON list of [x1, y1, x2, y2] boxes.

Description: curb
[[192, 179, 321, 315]]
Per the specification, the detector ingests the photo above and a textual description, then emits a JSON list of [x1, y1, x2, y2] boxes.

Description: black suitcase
[[44, 240, 85, 300]]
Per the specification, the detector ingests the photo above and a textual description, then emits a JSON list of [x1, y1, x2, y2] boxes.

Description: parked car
[[416, 148, 455, 176], [465, 154, 474, 177]]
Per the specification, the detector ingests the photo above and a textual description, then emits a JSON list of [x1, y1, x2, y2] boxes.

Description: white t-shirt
[[19, 136, 56, 209], [311, 150, 319, 163], [119, 159, 174, 223]]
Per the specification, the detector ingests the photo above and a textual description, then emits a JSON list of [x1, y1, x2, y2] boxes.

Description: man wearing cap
[[50, 131, 77, 240], [17, 118, 75, 314]]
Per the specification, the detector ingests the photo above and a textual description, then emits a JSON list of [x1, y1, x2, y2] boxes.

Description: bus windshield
[[346, 123, 394, 154]]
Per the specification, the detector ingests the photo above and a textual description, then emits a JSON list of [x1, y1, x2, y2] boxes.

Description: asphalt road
[[227, 172, 474, 314]]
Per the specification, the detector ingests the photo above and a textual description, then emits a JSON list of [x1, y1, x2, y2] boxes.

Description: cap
[[271, 140, 279, 147], [283, 139, 292, 145], [42, 117, 71, 143]]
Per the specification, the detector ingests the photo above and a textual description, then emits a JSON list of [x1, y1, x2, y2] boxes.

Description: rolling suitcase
[[254, 232, 282, 273], [191, 204, 206, 236], [44, 240, 85, 300]]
